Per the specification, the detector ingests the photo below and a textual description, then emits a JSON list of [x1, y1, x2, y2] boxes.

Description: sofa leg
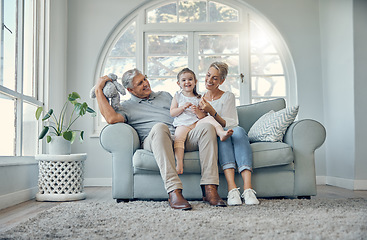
[[116, 199, 129, 203], [297, 196, 311, 200]]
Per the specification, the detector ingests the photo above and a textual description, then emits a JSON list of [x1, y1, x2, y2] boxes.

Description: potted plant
[[35, 92, 96, 155]]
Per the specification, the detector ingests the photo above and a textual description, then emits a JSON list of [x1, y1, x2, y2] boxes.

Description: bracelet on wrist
[[214, 112, 217, 117]]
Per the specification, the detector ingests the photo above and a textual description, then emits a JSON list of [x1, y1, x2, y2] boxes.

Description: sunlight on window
[[0, 97, 15, 156]]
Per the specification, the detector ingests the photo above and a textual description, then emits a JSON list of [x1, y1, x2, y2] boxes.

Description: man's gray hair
[[121, 68, 142, 89]]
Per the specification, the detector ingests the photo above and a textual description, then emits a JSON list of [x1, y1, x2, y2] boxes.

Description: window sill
[[0, 156, 37, 167]]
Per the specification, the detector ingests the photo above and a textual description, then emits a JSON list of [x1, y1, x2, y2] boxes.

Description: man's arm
[[95, 76, 125, 124]]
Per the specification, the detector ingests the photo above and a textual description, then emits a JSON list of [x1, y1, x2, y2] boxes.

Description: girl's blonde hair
[[177, 68, 201, 98]]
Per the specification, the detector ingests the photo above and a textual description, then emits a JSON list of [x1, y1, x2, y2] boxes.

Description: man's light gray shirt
[[117, 91, 175, 141]]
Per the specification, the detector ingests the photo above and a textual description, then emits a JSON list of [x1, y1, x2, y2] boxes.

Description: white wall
[[65, 0, 329, 186], [319, 0, 367, 190], [353, 0, 367, 188]]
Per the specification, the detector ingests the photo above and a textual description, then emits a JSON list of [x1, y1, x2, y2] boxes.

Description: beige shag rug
[[1, 198, 366, 239]]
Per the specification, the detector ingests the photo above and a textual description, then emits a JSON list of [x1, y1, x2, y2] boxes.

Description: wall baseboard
[[322, 176, 367, 190], [84, 178, 112, 187], [0, 187, 38, 210], [316, 176, 327, 185]]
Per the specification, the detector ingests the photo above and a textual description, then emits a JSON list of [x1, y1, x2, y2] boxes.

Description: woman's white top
[[208, 91, 239, 128], [172, 91, 201, 127]]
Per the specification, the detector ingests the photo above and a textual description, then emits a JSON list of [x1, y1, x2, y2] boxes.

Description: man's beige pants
[[143, 122, 219, 193]]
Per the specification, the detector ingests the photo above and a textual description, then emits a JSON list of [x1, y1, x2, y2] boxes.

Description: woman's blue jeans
[[218, 126, 253, 173]]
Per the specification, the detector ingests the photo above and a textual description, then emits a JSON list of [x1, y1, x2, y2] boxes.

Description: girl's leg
[[197, 116, 233, 141], [174, 125, 194, 174]]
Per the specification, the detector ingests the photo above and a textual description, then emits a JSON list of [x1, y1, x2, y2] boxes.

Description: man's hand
[[95, 75, 112, 94]]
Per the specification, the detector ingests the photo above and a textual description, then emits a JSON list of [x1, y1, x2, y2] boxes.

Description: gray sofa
[[100, 98, 326, 202]]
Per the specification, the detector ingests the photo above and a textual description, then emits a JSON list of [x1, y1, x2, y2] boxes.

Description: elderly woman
[[199, 62, 259, 206]]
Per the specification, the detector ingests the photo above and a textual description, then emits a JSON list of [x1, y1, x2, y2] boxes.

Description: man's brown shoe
[[168, 189, 192, 210], [202, 184, 227, 207]]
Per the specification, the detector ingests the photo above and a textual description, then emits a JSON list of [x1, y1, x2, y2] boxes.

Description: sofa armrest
[[100, 123, 140, 199], [283, 119, 326, 196]]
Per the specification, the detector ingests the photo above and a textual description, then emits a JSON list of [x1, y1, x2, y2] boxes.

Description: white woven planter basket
[[35, 153, 87, 201]]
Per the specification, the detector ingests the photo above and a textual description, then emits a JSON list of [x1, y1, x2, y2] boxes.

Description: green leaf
[[68, 92, 80, 102], [79, 131, 84, 143], [46, 135, 52, 143], [35, 107, 43, 120], [86, 107, 95, 113], [79, 102, 88, 116], [87, 107, 96, 117], [39, 126, 49, 139], [42, 109, 53, 121], [63, 131, 73, 141]]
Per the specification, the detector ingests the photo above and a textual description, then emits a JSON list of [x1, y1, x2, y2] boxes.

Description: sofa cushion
[[248, 105, 299, 142], [251, 142, 293, 169], [133, 142, 293, 173]]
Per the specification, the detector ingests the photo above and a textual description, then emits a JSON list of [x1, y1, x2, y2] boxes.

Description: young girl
[[170, 68, 233, 174]]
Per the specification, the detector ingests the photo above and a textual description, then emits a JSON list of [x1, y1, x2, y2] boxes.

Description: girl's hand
[[182, 102, 193, 110], [199, 97, 216, 116]]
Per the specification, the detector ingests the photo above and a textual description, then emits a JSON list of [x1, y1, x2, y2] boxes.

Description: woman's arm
[[95, 76, 125, 124]]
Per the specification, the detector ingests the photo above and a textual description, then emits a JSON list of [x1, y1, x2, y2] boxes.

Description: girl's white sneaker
[[227, 188, 242, 206], [242, 188, 260, 205]]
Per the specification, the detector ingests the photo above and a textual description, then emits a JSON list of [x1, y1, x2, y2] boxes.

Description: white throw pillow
[[248, 105, 299, 142]]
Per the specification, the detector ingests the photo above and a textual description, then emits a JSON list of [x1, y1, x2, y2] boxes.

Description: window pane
[[22, 102, 38, 156], [179, 1, 206, 23], [209, 1, 238, 22], [147, 2, 177, 23], [2, 0, 17, 91], [147, 56, 188, 76], [251, 55, 284, 75], [104, 57, 136, 77], [0, 96, 15, 156], [110, 22, 136, 57], [149, 77, 177, 96], [197, 76, 240, 103], [251, 76, 286, 98], [250, 20, 277, 54], [148, 35, 187, 55], [199, 34, 239, 54], [23, 0, 35, 97], [197, 56, 239, 75]]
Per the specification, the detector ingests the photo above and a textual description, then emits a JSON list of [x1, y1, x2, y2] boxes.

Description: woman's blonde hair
[[209, 62, 228, 80]]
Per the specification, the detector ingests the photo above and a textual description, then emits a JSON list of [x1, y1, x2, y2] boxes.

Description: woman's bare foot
[[219, 129, 233, 141]]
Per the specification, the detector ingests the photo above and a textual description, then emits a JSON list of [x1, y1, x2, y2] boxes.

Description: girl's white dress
[[172, 91, 201, 127]]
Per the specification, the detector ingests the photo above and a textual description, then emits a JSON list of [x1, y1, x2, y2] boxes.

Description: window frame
[[93, 0, 297, 134], [0, 0, 48, 157]]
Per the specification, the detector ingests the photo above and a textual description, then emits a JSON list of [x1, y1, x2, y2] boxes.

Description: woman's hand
[[199, 97, 216, 116], [191, 105, 207, 119]]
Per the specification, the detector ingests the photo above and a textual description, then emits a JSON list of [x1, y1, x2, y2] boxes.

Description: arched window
[[95, 0, 296, 131]]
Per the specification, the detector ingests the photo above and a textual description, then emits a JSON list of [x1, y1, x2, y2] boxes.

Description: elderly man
[[95, 69, 226, 210]]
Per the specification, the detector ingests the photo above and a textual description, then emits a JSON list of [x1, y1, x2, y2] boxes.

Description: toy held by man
[[90, 73, 126, 111]]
